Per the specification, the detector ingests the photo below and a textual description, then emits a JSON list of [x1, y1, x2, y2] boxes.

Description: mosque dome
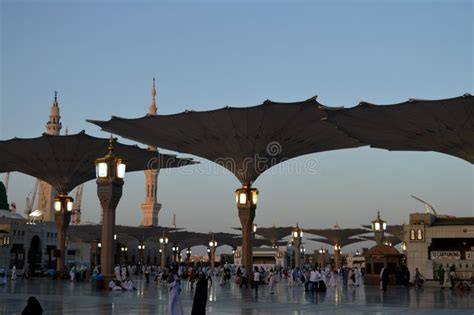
[[367, 244, 401, 256]]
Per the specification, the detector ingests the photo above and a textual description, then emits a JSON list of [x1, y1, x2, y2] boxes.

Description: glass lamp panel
[[382, 222, 387, 230], [117, 162, 126, 179], [66, 201, 73, 212], [97, 162, 108, 178], [300, 231, 303, 238], [251, 190, 258, 205], [54, 200, 61, 212], [238, 192, 247, 204], [375, 222, 381, 231]]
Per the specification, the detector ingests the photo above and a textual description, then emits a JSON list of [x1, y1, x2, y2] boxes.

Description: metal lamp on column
[[53, 194, 74, 276], [292, 223, 303, 268], [235, 184, 258, 282], [209, 237, 217, 269], [334, 243, 341, 269], [159, 232, 168, 269], [172, 245, 179, 263], [371, 211, 387, 246], [186, 248, 192, 265], [95, 136, 126, 286]]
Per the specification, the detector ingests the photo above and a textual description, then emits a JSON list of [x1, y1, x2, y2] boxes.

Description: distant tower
[[38, 92, 62, 221], [140, 78, 162, 226]]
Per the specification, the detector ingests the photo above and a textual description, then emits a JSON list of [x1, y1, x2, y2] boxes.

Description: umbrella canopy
[[67, 224, 178, 243], [233, 225, 293, 244], [360, 235, 402, 247], [0, 131, 196, 194], [309, 237, 366, 248], [305, 227, 368, 245], [325, 94, 474, 163], [88, 98, 363, 184], [361, 224, 405, 240]]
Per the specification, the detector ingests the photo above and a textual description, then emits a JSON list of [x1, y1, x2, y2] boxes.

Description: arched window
[[410, 229, 416, 240], [416, 229, 423, 240]]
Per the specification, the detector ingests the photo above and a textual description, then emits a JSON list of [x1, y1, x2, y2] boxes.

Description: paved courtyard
[[0, 277, 473, 314]]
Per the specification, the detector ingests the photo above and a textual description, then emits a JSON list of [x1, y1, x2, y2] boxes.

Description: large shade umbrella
[[360, 235, 402, 247], [309, 237, 366, 248], [0, 131, 195, 273], [0, 131, 195, 194], [325, 94, 474, 163], [233, 225, 293, 247], [88, 98, 363, 274], [88, 98, 362, 184], [305, 227, 368, 244]]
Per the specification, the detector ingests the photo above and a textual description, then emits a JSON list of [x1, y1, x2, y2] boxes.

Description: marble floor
[[0, 276, 473, 314]]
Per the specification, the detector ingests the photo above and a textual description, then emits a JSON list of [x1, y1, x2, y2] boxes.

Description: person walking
[[253, 266, 260, 294], [239, 266, 248, 288], [380, 266, 389, 292], [443, 267, 451, 289], [12, 265, 16, 280], [437, 265, 445, 287], [191, 272, 208, 315], [309, 268, 318, 292], [145, 265, 151, 283], [168, 265, 184, 315], [11, 265, 17, 280], [268, 268, 277, 294], [449, 266, 457, 289], [414, 268, 424, 288]]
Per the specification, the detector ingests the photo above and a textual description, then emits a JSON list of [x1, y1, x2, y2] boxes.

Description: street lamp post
[[209, 238, 217, 269], [401, 241, 407, 261], [138, 243, 146, 264], [159, 233, 168, 269], [172, 245, 179, 263], [53, 194, 74, 276], [95, 137, 126, 285], [186, 248, 192, 264], [120, 246, 128, 265], [300, 246, 306, 266], [292, 223, 303, 268], [318, 247, 325, 268], [371, 211, 387, 246], [235, 184, 258, 279], [334, 243, 341, 269]]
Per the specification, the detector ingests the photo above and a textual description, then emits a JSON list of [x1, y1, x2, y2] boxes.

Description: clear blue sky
[[1, 0, 473, 252]]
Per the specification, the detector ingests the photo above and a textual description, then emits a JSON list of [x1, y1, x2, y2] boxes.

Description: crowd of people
[[2, 261, 473, 315]]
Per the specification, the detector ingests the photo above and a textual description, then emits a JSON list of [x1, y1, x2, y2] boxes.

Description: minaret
[[140, 78, 162, 226], [38, 92, 62, 221]]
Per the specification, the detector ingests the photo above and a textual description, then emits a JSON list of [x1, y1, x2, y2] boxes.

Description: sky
[[1, 0, 473, 253]]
